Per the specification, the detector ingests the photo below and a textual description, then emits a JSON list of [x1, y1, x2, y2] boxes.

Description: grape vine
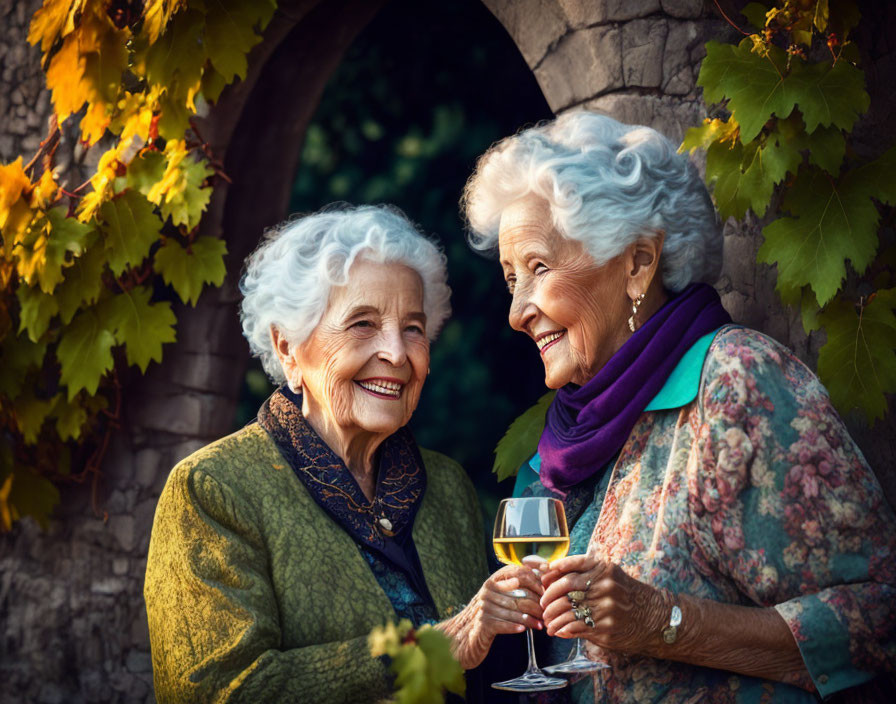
[[682, 0, 896, 422], [0, 0, 277, 530]]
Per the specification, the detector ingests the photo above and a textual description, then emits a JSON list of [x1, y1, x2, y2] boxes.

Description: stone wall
[[1, 0, 893, 701]]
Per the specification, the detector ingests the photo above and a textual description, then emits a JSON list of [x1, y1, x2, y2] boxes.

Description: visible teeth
[[358, 380, 402, 397], [537, 332, 564, 350]]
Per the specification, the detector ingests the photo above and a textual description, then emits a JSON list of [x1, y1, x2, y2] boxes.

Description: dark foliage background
[[234, 0, 553, 511]]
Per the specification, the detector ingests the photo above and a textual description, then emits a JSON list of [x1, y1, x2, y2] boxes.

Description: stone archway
[[1, 0, 893, 700]]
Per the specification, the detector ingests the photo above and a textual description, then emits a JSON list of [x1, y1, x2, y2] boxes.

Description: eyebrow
[[343, 305, 379, 322], [406, 311, 427, 324]]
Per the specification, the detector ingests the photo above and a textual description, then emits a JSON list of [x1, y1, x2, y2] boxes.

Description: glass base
[[491, 670, 568, 692], [544, 657, 609, 674]]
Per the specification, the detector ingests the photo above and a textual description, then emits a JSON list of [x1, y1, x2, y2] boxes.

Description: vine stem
[[712, 0, 751, 37]]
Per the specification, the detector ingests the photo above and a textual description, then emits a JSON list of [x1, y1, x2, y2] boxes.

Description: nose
[[377, 327, 408, 367], [508, 287, 537, 333]]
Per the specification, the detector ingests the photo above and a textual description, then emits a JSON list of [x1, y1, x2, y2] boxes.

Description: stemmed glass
[[491, 497, 569, 692]]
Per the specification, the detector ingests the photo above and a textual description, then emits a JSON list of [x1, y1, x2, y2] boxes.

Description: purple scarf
[[538, 283, 731, 493]]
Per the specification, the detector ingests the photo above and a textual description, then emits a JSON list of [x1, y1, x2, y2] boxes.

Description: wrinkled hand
[[538, 554, 667, 655], [437, 564, 545, 670]]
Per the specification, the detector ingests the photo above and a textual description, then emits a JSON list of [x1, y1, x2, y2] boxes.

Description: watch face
[[670, 605, 682, 628]]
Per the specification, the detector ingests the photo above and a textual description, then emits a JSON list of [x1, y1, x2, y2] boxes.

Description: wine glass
[[491, 497, 570, 692]]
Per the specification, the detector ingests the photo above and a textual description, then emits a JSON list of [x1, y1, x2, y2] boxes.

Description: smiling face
[[284, 258, 430, 444], [498, 194, 633, 388]]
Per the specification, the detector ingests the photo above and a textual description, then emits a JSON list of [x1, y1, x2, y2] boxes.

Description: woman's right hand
[[436, 565, 544, 670]]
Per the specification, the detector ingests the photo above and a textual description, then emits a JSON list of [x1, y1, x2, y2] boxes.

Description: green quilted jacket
[[144, 423, 488, 703]]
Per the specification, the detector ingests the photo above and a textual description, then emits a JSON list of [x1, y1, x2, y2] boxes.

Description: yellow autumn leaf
[[32, 169, 58, 209], [0, 158, 32, 219], [45, 31, 91, 123], [146, 139, 189, 204], [80, 101, 110, 146], [0, 159, 37, 259], [77, 146, 121, 222], [27, 0, 82, 54], [142, 0, 187, 43]]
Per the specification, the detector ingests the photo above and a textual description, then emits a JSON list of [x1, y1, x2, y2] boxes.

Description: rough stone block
[[663, 21, 701, 95], [168, 351, 245, 397], [108, 514, 136, 552], [134, 449, 161, 489], [558, 0, 661, 25], [91, 576, 127, 595], [481, 0, 568, 67], [125, 649, 152, 673], [622, 19, 668, 88], [661, 0, 705, 18], [580, 93, 704, 143], [535, 26, 623, 111]]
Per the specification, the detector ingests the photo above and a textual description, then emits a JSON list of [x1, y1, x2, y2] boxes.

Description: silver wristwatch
[[662, 604, 682, 644]]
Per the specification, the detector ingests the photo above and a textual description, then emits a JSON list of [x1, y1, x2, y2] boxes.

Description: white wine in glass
[[491, 497, 569, 692]]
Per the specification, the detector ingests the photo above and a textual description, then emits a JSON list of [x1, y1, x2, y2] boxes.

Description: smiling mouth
[[536, 330, 565, 355], [355, 378, 404, 399]]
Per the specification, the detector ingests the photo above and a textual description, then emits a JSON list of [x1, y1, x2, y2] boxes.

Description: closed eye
[[406, 324, 425, 335], [534, 262, 549, 275]]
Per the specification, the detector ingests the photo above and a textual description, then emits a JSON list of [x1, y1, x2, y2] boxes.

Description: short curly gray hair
[[462, 110, 722, 291], [240, 204, 452, 383]]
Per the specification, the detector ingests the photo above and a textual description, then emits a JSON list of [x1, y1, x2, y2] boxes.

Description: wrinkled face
[[498, 195, 631, 388], [293, 259, 430, 437]]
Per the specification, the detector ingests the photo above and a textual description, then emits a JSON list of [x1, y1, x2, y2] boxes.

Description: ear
[[624, 231, 665, 301], [269, 326, 301, 389]]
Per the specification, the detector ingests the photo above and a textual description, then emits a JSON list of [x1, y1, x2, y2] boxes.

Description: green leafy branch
[[0, 0, 276, 530], [681, 0, 896, 423], [368, 619, 466, 704]]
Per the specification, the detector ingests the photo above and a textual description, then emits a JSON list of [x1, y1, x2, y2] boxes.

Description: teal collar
[[643, 329, 719, 411]]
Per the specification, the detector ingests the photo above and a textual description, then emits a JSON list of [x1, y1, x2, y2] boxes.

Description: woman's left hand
[[539, 553, 667, 655]]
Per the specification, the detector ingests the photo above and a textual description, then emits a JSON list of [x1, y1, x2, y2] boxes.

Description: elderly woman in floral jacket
[[463, 110, 896, 702]]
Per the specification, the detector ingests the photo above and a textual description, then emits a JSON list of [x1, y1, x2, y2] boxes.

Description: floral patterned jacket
[[531, 325, 896, 703]]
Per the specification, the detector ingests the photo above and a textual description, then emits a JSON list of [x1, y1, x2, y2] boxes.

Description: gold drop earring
[[628, 293, 645, 332]]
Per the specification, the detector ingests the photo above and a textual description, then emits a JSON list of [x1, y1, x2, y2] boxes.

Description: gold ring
[[567, 590, 586, 603]]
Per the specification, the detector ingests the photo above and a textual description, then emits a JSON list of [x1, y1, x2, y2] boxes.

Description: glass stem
[[524, 628, 541, 674], [575, 637, 587, 658]]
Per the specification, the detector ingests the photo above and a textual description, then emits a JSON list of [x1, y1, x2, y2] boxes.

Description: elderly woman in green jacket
[[144, 204, 543, 703]]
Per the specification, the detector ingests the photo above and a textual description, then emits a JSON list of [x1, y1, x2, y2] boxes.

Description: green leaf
[[57, 309, 116, 400], [786, 57, 869, 135], [126, 151, 167, 195], [144, 9, 205, 106], [493, 390, 555, 482], [741, 3, 769, 30], [13, 390, 55, 445], [698, 40, 869, 143], [102, 286, 176, 372], [417, 626, 465, 698], [52, 394, 89, 441], [99, 190, 164, 276], [203, 0, 261, 83], [1, 465, 60, 531], [16, 284, 59, 342], [154, 236, 227, 305], [159, 156, 213, 229], [814, 0, 830, 32], [55, 243, 107, 325], [841, 144, 896, 207], [707, 130, 802, 219], [805, 124, 846, 175], [817, 291, 896, 422], [17, 208, 94, 294], [758, 166, 880, 306], [0, 334, 46, 398]]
